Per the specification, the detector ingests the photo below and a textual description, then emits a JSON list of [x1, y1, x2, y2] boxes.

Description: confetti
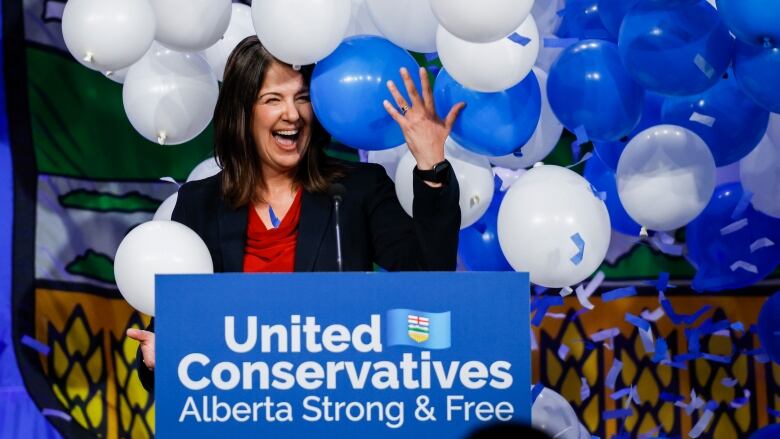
[[21, 335, 50, 355], [720, 218, 749, 235], [750, 237, 775, 253], [602, 408, 633, 420], [581, 377, 591, 401], [730, 261, 758, 274], [42, 409, 72, 421], [570, 233, 585, 265], [507, 33, 532, 46], [641, 307, 665, 322], [531, 383, 544, 404], [721, 377, 738, 388], [602, 287, 637, 302], [689, 401, 717, 438], [543, 37, 579, 48], [558, 344, 570, 360], [731, 191, 754, 219], [606, 359, 623, 390], [689, 111, 716, 127]]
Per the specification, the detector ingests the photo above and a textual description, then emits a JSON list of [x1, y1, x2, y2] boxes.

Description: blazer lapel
[[295, 191, 333, 272], [218, 200, 248, 272]]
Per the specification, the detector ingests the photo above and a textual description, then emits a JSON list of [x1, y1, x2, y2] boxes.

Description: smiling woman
[[128, 35, 465, 391]]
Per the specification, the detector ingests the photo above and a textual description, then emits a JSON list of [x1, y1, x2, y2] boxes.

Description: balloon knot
[[83, 51, 94, 63], [157, 132, 167, 146], [640, 226, 649, 237]]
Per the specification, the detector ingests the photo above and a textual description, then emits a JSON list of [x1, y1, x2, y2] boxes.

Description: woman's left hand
[[383, 67, 465, 173]]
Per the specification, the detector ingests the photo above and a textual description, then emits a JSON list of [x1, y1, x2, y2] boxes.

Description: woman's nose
[[281, 100, 300, 122]]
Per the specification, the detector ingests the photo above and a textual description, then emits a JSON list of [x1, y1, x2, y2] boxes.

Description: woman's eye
[[297, 95, 311, 102]]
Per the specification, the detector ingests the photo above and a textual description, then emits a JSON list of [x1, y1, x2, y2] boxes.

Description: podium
[[156, 272, 531, 438]]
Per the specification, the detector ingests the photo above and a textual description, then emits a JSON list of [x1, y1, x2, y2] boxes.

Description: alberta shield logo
[[387, 309, 451, 350], [407, 315, 430, 343]]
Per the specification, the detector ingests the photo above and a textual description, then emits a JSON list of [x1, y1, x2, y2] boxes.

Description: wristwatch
[[414, 159, 451, 184]]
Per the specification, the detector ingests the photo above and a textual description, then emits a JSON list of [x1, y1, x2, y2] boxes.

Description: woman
[[127, 36, 464, 391]]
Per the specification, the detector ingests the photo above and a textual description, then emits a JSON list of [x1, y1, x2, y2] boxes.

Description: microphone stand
[[333, 194, 343, 272]]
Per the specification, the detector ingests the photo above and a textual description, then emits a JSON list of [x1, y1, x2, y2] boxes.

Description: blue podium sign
[[156, 272, 530, 438]]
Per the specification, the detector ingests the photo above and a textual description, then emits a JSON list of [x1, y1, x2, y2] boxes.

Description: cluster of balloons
[[88, 0, 780, 307]]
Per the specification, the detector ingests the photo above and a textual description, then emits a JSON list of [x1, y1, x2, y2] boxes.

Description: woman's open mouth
[[273, 130, 300, 149]]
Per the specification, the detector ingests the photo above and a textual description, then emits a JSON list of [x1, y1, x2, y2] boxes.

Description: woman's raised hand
[[383, 67, 465, 173], [127, 328, 156, 370]]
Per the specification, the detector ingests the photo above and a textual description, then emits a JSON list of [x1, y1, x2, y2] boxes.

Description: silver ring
[[401, 105, 410, 115]]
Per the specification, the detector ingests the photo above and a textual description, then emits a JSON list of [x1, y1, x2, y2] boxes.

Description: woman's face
[[252, 62, 313, 175]]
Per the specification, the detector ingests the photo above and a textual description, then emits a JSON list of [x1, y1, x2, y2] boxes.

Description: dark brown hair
[[214, 36, 344, 207]]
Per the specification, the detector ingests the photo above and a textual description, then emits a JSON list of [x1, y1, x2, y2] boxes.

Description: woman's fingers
[[386, 80, 409, 115], [444, 102, 467, 131], [419, 67, 435, 114], [127, 328, 153, 344], [400, 67, 422, 107], [383, 100, 406, 125]]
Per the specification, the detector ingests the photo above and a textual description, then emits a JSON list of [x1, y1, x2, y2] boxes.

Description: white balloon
[[395, 139, 494, 229], [431, 0, 535, 43], [531, 387, 581, 439], [437, 16, 540, 93], [617, 125, 716, 232], [490, 68, 563, 169], [123, 44, 219, 146], [153, 192, 178, 221], [114, 221, 213, 316], [367, 144, 407, 182], [740, 134, 780, 218], [498, 164, 611, 288], [577, 422, 591, 439], [203, 4, 255, 81], [252, 0, 351, 66], [103, 66, 130, 84], [346, 0, 382, 37], [151, 0, 231, 52], [62, 0, 155, 71], [366, 0, 438, 53], [187, 157, 222, 182]]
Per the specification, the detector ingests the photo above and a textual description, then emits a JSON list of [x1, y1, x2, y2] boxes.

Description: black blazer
[[137, 161, 461, 390]]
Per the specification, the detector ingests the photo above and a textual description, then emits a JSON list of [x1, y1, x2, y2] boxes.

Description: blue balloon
[[717, 0, 780, 47], [433, 69, 541, 157], [759, 293, 780, 365], [548, 39, 644, 142], [662, 72, 769, 166], [584, 154, 641, 236], [557, 0, 612, 41], [734, 41, 780, 113], [686, 183, 780, 292], [311, 36, 421, 151], [458, 179, 513, 271], [594, 92, 663, 170], [750, 424, 780, 439], [597, 0, 638, 39], [619, 1, 734, 95]]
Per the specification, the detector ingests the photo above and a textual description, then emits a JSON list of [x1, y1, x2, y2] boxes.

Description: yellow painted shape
[[408, 332, 428, 343], [65, 316, 90, 357], [87, 345, 103, 384], [86, 389, 104, 428], [52, 340, 68, 379], [66, 362, 89, 401]]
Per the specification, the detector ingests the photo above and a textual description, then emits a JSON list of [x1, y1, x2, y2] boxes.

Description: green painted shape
[[65, 250, 115, 284], [598, 244, 696, 281], [59, 189, 162, 213], [27, 47, 213, 180]]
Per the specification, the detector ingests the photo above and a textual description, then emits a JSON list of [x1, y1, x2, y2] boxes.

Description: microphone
[[328, 183, 347, 272]]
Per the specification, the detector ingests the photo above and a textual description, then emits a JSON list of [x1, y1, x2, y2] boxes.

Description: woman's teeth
[[274, 130, 299, 146]]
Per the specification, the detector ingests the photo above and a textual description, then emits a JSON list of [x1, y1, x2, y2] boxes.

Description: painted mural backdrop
[[7, 0, 780, 438]]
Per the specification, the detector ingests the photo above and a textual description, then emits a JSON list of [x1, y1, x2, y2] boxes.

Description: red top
[[242, 190, 303, 273]]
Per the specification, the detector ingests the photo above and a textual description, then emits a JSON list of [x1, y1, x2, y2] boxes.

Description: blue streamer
[[626, 313, 651, 331], [731, 190, 754, 220], [543, 37, 579, 48], [610, 388, 632, 400], [21, 335, 50, 355], [531, 295, 564, 311], [424, 52, 438, 62], [656, 272, 670, 292], [508, 33, 531, 46], [570, 233, 585, 265], [602, 286, 637, 302], [531, 383, 544, 403], [602, 408, 633, 420], [652, 338, 668, 363], [571, 126, 590, 159], [768, 408, 780, 418], [701, 353, 731, 364], [660, 392, 684, 402], [532, 306, 548, 327]]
